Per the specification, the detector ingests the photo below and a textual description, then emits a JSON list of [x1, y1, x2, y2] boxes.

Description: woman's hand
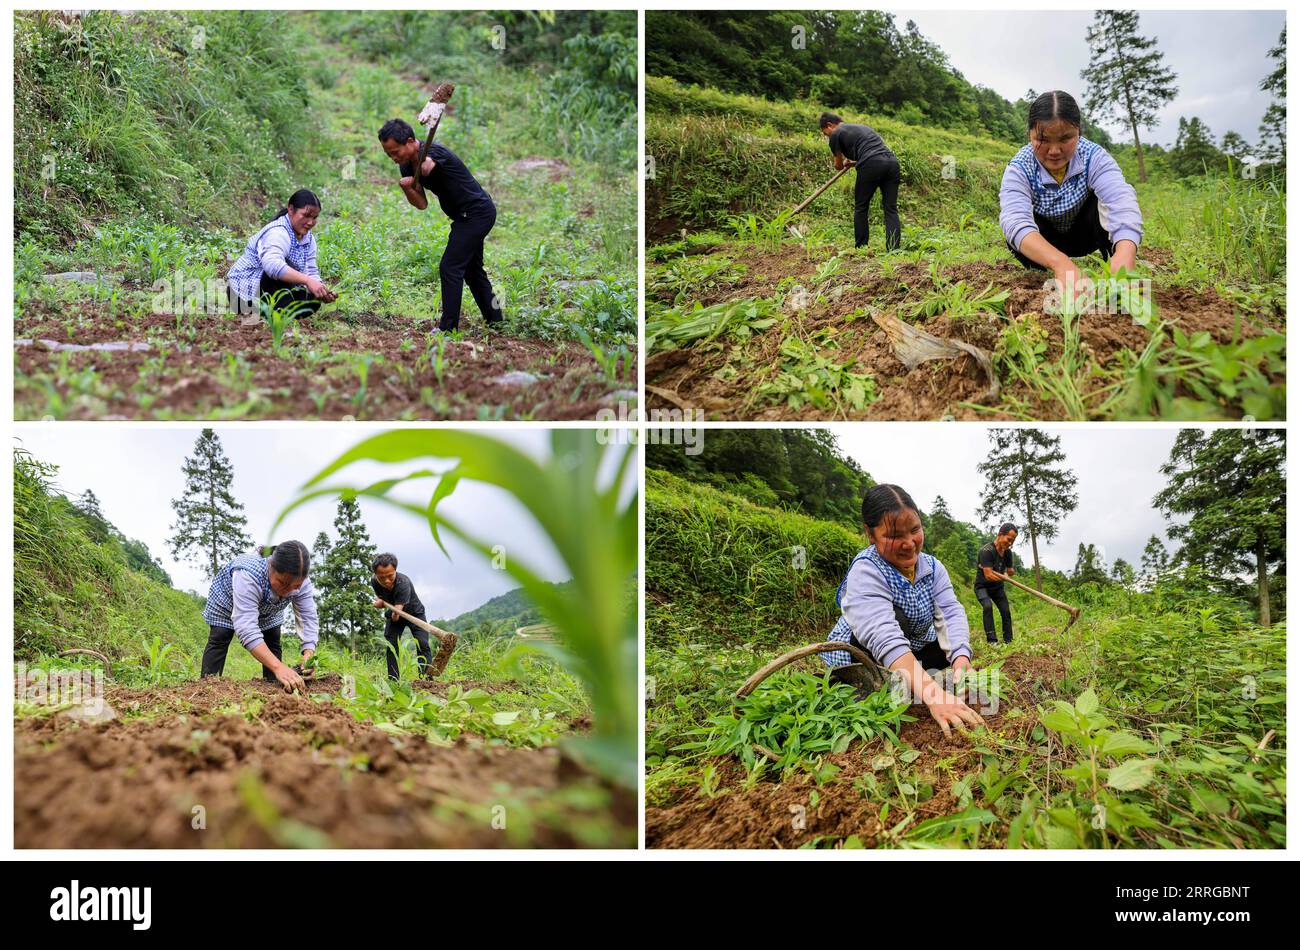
[[1109, 239, 1138, 274], [952, 655, 972, 682], [299, 648, 315, 678], [1051, 257, 1088, 301], [274, 663, 307, 695], [926, 690, 984, 738], [304, 277, 334, 300]]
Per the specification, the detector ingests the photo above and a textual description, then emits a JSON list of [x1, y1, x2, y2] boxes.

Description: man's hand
[[274, 663, 307, 695], [373, 598, 384, 609], [1006, 567, 1015, 577], [421, 156, 436, 177]]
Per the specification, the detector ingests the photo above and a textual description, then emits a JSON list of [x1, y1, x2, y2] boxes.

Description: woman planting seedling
[[975, 523, 1018, 645], [226, 189, 338, 319], [370, 552, 433, 680], [819, 111, 902, 250], [999, 90, 1143, 294], [200, 540, 318, 694], [822, 484, 984, 737], [378, 118, 504, 333]]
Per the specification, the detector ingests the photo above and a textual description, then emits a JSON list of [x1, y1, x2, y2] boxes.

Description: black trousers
[[976, 586, 1013, 642], [202, 625, 282, 681], [228, 275, 322, 318], [440, 204, 503, 331], [384, 619, 433, 680], [853, 156, 902, 250], [1008, 190, 1112, 269], [848, 635, 950, 672]]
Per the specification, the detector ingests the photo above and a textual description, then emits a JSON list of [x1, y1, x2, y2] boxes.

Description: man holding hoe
[[975, 524, 1018, 646], [819, 111, 902, 251], [378, 118, 504, 333], [370, 552, 434, 680]]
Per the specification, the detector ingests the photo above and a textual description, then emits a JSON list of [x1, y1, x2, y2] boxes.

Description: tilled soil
[[15, 675, 633, 849], [645, 652, 1067, 849], [646, 246, 1281, 420], [14, 306, 633, 421]]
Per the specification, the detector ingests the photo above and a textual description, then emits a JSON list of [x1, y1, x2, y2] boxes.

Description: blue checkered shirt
[[824, 547, 938, 667], [225, 214, 319, 302]]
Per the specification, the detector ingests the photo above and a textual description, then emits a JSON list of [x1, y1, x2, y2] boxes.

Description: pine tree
[[1258, 28, 1285, 164], [1111, 557, 1136, 588], [168, 429, 252, 578], [977, 429, 1078, 591], [1081, 10, 1178, 183], [74, 489, 111, 543], [1140, 535, 1169, 590], [1170, 117, 1224, 177], [1153, 429, 1285, 626], [1220, 131, 1251, 163], [317, 498, 380, 656], [927, 495, 956, 550], [1072, 543, 1108, 584]]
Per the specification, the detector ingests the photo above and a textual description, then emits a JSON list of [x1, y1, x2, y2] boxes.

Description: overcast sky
[[17, 427, 634, 621], [888, 9, 1284, 147], [831, 425, 1187, 574]]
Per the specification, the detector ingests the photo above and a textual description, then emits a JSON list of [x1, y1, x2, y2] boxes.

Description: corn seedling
[[274, 429, 637, 787]]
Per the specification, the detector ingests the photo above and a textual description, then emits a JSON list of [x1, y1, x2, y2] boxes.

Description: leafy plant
[[273, 429, 637, 787], [675, 670, 910, 772], [646, 297, 779, 352]]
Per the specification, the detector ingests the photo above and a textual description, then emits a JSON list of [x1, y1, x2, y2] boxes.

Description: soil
[[646, 247, 1283, 420], [645, 652, 1068, 849], [14, 675, 634, 849], [14, 305, 634, 421]]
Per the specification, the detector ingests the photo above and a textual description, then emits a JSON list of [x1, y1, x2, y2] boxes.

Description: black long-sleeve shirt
[[371, 572, 426, 631], [400, 143, 493, 220]]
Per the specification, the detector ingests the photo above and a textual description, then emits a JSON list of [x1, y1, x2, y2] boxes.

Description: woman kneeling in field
[[999, 90, 1143, 291], [822, 484, 984, 737], [226, 189, 337, 318]]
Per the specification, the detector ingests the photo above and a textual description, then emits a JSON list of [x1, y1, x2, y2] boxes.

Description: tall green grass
[[13, 448, 208, 666], [15, 10, 316, 242]]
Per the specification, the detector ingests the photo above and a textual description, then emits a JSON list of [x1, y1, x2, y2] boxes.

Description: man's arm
[[979, 546, 1003, 582], [399, 157, 435, 210]]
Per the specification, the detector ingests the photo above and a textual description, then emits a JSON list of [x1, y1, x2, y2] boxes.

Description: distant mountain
[[433, 580, 574, 637]]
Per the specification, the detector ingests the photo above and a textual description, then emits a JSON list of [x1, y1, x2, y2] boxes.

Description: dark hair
[[268, 188, 320, 225], [818, 111, 843, 130], [1026, 91, 1082, 135], [861, 484, 921, 531], [378, 118, 417, 145], [999, 523, 1018, 536], [372, 553, 398, 571], [269, 540, 310, 579]]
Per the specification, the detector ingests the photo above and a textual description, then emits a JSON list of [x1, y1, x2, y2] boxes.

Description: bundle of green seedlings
[[674, 669, 912, 774]]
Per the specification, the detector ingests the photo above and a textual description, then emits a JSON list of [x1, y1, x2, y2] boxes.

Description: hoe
[[370, 594, 460, 677], [416, 81, 456, 171]]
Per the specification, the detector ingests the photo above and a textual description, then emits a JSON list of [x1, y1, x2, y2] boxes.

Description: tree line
[[648, 427, 1284, 626], [648, 10, 1285, 179]]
